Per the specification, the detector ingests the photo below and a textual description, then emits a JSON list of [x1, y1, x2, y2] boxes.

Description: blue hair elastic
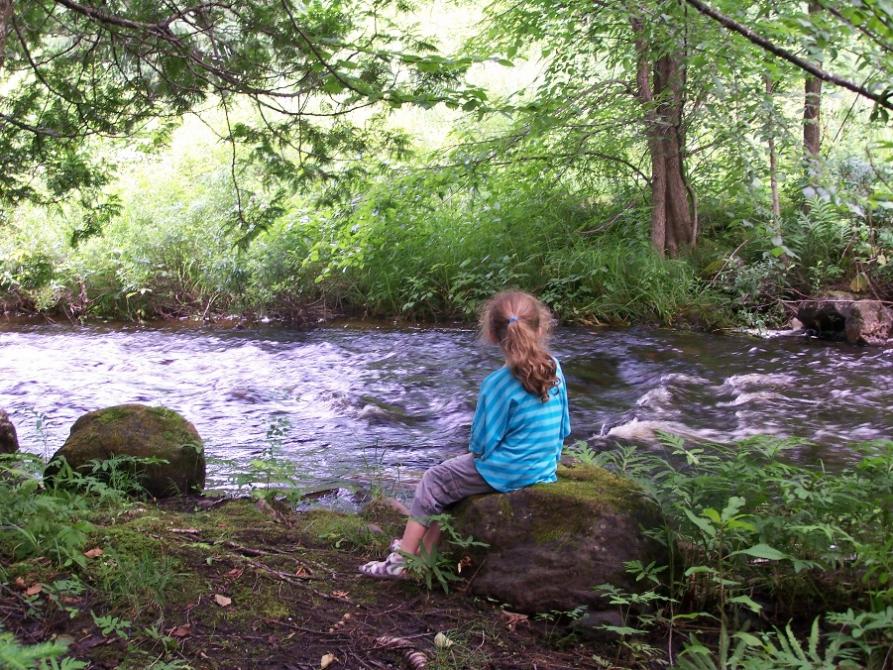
[[507, 315, 519, 324]]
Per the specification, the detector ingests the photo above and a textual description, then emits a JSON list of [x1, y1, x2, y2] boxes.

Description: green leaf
[[599, 625, 646, 636], [684, 510, 717, 538], [729, 594, 763, 613], [729, 543, 787, 561], [321, 78, 346, 94], [733, 631, 762, 646]]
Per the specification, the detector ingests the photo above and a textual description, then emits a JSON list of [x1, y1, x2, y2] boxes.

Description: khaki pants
[[409, 453, 495, 523]]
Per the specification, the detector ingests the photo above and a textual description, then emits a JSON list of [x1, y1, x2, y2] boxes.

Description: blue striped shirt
[[469, 360, 571, 492]]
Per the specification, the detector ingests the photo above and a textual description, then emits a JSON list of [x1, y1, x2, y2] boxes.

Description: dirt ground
[[1, 496, 615, 670]]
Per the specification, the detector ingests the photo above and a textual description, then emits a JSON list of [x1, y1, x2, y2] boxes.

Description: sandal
[[359, 550, 408, 580]]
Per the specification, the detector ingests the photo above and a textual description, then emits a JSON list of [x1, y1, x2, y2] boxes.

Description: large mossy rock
[[45, 404, 205, 498], [0, 409, 18, 454], [452, 463, 664, 614]]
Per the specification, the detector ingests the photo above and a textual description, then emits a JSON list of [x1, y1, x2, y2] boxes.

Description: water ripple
[[1, 323, 891, 486]]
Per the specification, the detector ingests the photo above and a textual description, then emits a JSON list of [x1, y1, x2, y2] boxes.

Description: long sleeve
[[468, 393, 487, 455], [469, 374, 512, 458], [560, 376, 571, 440]]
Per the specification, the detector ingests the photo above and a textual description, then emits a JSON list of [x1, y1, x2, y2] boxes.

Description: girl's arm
[[560, 378, 571, 440], [469, 395, 487, 456], [469, 376, 511, 459], [556, 369, 571, 459]]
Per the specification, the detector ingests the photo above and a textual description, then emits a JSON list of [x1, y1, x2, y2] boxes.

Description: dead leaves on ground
[[13, 577, 43, 597], [169, 624, 192, 638], [500, 610, 529, 631], [327, 612, 352, 633], [223, 567, 244, 580]]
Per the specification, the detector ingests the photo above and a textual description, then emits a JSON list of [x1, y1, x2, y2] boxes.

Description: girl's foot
[[359, 550, 408, 580]]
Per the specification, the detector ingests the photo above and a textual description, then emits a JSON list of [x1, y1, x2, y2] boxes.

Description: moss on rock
[[44, 404, 205, 498], [452, 462, 665, 614]]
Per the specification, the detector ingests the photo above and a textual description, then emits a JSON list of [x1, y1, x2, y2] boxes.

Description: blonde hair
[[480, 291, 557, 401]]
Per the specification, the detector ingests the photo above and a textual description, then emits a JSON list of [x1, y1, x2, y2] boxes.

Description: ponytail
[[480, 291, 558, 401]]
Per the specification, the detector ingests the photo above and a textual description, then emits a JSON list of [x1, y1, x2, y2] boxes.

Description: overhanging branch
[[683, 0, 893, 112]]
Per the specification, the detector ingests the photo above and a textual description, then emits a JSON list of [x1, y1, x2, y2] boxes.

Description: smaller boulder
[[0, 410, 18, 454], [45, 404, 205, 498], [452, 463, 664, 614], [797, 298, 893, 345], [845, 301, 893, 345], [361, 496, 409, 521]]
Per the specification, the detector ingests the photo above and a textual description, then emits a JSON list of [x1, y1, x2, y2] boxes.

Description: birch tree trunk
[[765, 76, 781, 221]]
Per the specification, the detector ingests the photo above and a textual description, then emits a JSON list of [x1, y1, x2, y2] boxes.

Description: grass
[[4, 431, 893, 668], [0, 445, 597, 667], [7, 114, 888, 331], [578, 435, 893, 669], [0, 124, 730, 328]]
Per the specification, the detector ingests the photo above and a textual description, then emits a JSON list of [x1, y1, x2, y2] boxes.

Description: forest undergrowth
[[2, 140, 891, 331]]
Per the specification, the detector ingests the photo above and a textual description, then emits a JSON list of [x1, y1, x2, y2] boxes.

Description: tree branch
[[683, 0, 893, 111]]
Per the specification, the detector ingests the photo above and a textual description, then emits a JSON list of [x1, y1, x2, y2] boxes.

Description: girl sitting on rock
[[359, 290, 571, 580]]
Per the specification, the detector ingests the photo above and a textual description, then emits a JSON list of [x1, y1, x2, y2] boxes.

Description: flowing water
[[1, 321, 891, 491]]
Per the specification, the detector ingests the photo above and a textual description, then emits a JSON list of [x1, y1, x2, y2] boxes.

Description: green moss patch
[[1, 490, 613, 669], [299, 509, 390, 553]]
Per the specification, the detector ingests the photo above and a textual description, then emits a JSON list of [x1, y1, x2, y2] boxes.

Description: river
[[1, 322, 890, 491]]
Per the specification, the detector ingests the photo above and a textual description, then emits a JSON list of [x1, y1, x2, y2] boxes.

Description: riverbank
[[3, 436, 893, 670], [1, 489, 603, 670], [3, 147, 892, 334]]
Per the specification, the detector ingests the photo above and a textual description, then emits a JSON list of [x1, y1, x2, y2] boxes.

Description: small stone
[[360, 496, 410, 526]]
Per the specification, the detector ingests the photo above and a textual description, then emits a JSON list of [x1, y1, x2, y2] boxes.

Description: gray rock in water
[[45, 404, 205, 498], [452, 463, 665, 614], [0, 410, 18, 454], [798, 298, 893, 345]]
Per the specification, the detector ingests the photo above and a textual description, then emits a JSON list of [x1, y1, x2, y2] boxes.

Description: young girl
[[360, 290, 571, 580]]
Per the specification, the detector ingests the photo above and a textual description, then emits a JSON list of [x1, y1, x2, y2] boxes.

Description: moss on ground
[[299, 509, 391, 552], [1, 496, 610, 669]]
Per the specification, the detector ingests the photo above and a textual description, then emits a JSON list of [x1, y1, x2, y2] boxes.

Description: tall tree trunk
[[0, 0, 12, 73], [765, 76, 781, 221], [803, 1, 822, 165], [633, 19, 695, 257]]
